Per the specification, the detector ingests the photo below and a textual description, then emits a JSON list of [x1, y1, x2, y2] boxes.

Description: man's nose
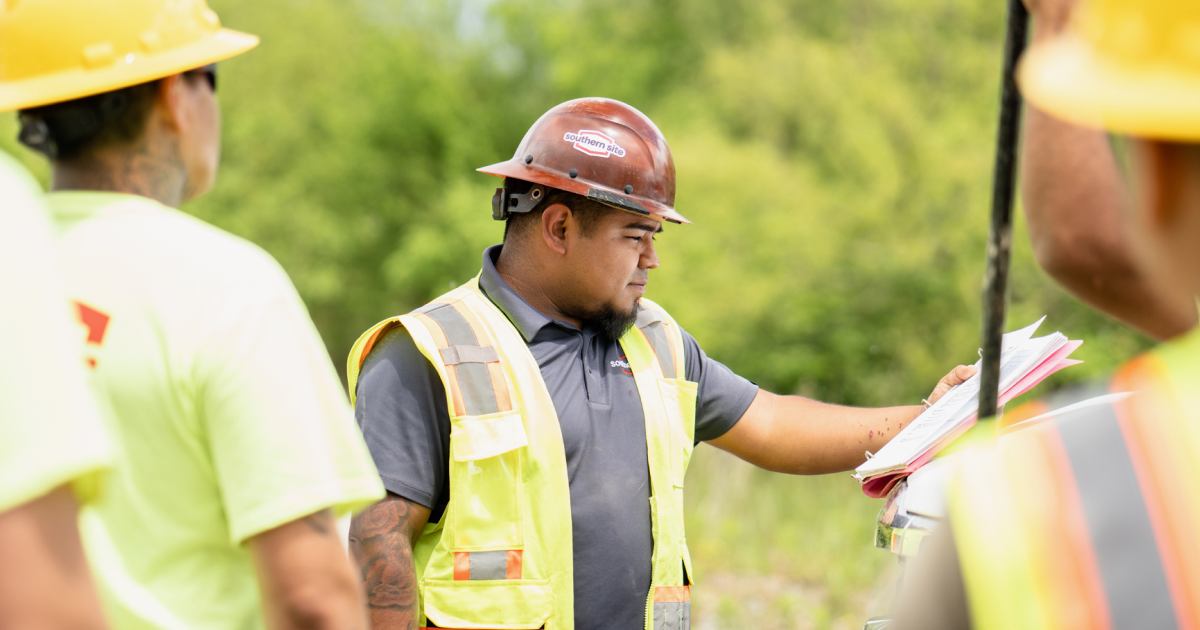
[[641, 240, 660, 270]]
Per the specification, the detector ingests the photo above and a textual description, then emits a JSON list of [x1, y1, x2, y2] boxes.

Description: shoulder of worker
[[46, 192, 296, 298], [0, 152, 43, 206], [0, 155, 114, 510], [360, 323, 435, 378]]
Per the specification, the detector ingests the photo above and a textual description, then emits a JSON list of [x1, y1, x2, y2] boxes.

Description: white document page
[[854, 317, 1066, 479]]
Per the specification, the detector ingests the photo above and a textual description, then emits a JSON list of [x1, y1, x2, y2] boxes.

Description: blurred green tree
[[1, 0, 1150, 403]]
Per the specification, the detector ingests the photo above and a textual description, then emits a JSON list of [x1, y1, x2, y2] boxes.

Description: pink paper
[[998, 340, 1083, 403]]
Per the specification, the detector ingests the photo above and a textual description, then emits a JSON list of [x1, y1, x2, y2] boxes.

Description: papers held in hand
[[854, 317, 1082, 498]]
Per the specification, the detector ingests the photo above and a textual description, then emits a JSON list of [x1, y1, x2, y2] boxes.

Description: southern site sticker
[[564, 129, 626, 158]]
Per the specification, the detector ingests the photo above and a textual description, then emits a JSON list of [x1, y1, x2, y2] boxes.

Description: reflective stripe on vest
[[413, 302, 514, 417], [951, 347, 1200, 630], [453, 550, 523, 581], [347, 276, 696, 630], [653, 586, 691, 630]]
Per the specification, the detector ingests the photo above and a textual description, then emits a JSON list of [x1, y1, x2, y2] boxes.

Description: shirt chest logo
[[610, 357, 632, 375]]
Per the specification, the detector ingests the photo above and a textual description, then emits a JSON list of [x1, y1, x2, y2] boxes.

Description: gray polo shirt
[[355, 245, 759, 630]]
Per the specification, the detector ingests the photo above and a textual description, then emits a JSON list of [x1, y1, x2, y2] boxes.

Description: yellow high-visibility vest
[[950, 330, 1200, 629], [348, 277, 698, 630]]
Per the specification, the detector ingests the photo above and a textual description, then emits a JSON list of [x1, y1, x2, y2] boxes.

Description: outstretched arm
[[349, 493, 431, 630], [1020, 0, 1196, 340], [708, 365, 975, 474]]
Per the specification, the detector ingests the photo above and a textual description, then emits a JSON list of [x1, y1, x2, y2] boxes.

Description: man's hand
[[925, 365, 977, 406], [349, 493, 431, 630]]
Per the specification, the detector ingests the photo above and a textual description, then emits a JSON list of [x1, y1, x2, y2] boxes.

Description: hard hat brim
[[478, 160, 692, 225], [1019, 35, 1200, 141], [0, 28, 259, 112]]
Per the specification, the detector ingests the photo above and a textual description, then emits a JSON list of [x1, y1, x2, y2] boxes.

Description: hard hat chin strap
[[491, 184, 546, 221]]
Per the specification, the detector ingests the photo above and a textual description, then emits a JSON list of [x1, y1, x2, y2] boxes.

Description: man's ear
[[1134, 139, 1189, 230], [541, 203, 572, 256], [156, 74, 188, 133]]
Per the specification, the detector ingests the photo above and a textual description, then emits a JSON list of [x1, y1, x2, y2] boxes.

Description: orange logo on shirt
[[74, 301, 110, 368]]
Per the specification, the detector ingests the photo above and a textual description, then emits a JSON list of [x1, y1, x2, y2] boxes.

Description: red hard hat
[[478, 97, 688, 224]]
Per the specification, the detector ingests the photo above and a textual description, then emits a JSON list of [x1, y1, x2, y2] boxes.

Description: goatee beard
[[580, 302, 639, 341]]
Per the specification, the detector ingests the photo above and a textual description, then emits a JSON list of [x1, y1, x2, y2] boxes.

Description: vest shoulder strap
[[634, 297, 688, 380], [345, 282, 514, 416], [346, 316, 404, 407], [406, 295, 515, 418]]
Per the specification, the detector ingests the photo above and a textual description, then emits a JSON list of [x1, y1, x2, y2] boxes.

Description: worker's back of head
[[0, 0, 257, 206]]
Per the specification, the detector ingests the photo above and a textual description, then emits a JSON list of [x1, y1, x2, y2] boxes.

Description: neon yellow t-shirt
[[46, 191, 384, 630], [0, 152, 112, 511]]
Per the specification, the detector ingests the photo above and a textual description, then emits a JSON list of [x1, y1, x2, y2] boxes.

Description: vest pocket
[[658, 378, 698, 488], [450, 410, 525, 550], [424, 578, 552, 629]]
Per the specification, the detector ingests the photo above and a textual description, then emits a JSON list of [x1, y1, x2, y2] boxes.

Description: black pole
[[978, 0, 1030, 421]]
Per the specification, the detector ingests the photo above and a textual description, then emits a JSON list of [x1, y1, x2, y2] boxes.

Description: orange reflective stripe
[[354, 320, 402, 373], [1014, 424, 1112, 629], [450, 300, 488, 342], [451, 300, 514, 413], [641, 323, 674, 379], [654, 586, 690, 602], [636, 300, 686, 379], [413, 311, 450, 348], [662, 318, 685, 380], [487, 361, 514, 412], [633, 326, 664, 378], [453, 552, 470, 581], [998, 399, 1051, 431], [1049, 394, 1179, 629], [506, 550, 523, 579], [413, 312, 467, 417], [1114, 358, 1200, 628], [415, 299, 515, 417]]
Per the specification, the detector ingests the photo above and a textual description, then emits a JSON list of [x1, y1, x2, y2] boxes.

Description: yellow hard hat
[[1018, 0, 1200, 140], [0, 0, 258, 112]]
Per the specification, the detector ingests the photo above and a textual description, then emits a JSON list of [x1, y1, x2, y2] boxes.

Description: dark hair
[[502, 178, 614, 242], [18, 80, 163, 159]]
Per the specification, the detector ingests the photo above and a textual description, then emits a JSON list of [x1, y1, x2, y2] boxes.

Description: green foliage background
[[2, 0, 1154, 626]]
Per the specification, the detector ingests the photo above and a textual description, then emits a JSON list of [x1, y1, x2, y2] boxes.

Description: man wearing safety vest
[[347, 98, 977, 630], [0, 152, 112, 629], [895, 0, 1200, 628], [0, 1, 385, 628]]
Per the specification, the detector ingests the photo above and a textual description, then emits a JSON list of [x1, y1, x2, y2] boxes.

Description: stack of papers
[[853, 317, 1082, 498]]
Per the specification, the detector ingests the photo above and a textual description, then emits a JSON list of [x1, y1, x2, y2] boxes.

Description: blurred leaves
[[1, 0, 1151, 402]]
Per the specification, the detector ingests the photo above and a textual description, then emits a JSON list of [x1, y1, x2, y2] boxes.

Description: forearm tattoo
[[349, 496, 421, 626]]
